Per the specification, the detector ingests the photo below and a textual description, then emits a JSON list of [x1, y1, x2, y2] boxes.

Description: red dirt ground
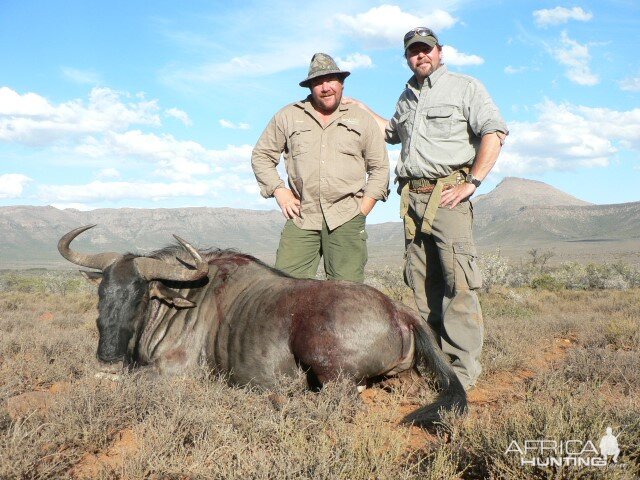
[[4, 336, 578, 477]]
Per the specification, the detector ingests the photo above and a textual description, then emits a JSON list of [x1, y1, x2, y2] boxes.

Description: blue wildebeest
[[58, 225, 466, 427]]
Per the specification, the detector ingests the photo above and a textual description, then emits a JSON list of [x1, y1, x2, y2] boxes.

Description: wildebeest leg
[[300, 363, 323, 392], [301, 363, 367, 394]]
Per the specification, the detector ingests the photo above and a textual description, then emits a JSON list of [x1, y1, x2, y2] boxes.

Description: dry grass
[[1, 271, 639, 479]]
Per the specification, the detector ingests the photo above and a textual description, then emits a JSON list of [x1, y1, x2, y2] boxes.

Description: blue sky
[[1, 0, 639, 224]]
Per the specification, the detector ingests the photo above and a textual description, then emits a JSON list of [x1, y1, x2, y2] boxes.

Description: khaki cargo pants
[[275, 214, 368, 282], [403, 191, 483, 389]]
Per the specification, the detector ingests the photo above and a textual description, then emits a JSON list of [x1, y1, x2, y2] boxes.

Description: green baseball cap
[[403, 27, 439, 51], [299, 53, 350, 88]]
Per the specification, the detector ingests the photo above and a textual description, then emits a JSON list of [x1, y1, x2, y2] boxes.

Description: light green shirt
[[386, 65, 508, 180]]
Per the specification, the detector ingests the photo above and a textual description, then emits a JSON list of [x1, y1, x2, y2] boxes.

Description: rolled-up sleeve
[[251, 114, 286, 198], [363, 116, 390, 201], [384, 110, 401, 145], [464, 81, 509, 138]]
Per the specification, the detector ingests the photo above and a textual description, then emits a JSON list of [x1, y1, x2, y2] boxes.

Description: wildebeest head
[[58, 225, 209, 371]]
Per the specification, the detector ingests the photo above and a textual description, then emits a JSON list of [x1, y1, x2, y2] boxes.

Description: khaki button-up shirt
[[252, 98, 389, 231], [386, 65, 508, 180]]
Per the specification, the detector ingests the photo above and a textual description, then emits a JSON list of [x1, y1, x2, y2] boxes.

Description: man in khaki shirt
[[345, 28, 508, 390], [251, 53, 389, 282]]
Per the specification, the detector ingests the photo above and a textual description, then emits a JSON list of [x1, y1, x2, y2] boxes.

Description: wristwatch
[[465, 173, 482, 188]]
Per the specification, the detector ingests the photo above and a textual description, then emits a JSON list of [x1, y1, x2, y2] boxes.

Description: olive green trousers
[[275, 214, 368, 282], [403, 192, 484, 389]]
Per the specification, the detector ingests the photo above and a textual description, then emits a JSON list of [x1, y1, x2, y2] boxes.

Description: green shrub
[[530, 274, 564, 291]]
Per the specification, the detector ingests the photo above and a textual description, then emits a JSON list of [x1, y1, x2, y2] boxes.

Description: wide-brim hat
[[404, 27, 439, 51], [299, 53, 350, 88]]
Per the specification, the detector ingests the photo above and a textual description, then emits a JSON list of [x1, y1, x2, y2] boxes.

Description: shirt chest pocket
[[336, 123, 365, 184], [424, 106, 455, 139], [289, 127, 312, 158], [336, 123, 363, 158]]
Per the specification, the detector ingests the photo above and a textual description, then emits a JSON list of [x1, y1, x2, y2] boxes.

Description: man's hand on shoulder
[[274, 187, 301, 219], [341, 96, 358, 106], [342, 96, 370, 113], [440, 183, 476, 209]]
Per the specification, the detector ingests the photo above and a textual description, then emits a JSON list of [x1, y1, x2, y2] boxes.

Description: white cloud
[[0, 173, 32, 199], [40, 180, 212, 202], [210, 144, 254, 163], [158, 1, 350, 87], [335, 5, 457, 47], [0, 87, 161, 146], [442, 45, 484, 66], [548, 31, 598, 86], [620, 75, 640, 92], [496, 100, 640, 175], [159, 4, 458, 88], [533, 7, 593, 27], [88, 130, 212, 181], [75, 131, 253, 181], [165, 107, 193, 126], [219, 119, 250, 130], [162, 40, 328, 86], [0, 87, 54, 116], [61, 67, 102, 85], [96, 168, 121, 179], [39, 171, 258, 204], [336, 53, 373, 71]]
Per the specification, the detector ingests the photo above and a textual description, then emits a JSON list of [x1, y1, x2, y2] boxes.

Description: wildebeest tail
[[403, 318, 467, 428]]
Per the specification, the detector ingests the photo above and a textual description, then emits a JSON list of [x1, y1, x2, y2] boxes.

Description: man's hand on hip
[[440, 183, 476, 209], [274, 187, 301, 219]]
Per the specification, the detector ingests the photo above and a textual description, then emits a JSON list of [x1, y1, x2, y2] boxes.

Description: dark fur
[[86, 246, 467, 428]]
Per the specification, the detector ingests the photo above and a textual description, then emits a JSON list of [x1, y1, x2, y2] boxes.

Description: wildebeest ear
[[80, 270, 103, 285], [149, 282, 196, 309]]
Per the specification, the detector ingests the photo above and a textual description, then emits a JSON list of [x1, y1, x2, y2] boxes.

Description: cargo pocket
[[403, 214, 416, 241], [452, 242, 483, 291]]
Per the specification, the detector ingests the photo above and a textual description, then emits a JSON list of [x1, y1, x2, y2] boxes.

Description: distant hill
[[473, 177, 592, 215], [473, 178, 639, 246], [1, 177, 639, 268], [0, 206, 285, 268]]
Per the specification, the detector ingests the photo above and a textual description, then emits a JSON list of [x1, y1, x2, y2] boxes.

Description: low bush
[[477, 251, 640, 292]]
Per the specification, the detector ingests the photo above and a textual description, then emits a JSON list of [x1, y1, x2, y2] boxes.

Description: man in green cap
[[252, 53, 389, 282], [345, 28, 508, 390]]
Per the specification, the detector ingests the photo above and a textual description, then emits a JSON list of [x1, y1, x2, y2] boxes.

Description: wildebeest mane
[[135, 244, 293, 279]]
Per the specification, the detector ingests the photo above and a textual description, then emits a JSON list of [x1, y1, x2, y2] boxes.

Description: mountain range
[[1, 177, 639, 268]]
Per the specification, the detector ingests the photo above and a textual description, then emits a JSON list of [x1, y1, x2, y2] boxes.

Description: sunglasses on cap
[[403, 27, 436, 43]]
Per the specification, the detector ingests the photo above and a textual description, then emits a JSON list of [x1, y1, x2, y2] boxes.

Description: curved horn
[[58, 225, 122, 270], [133, 235, 208, 282]]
